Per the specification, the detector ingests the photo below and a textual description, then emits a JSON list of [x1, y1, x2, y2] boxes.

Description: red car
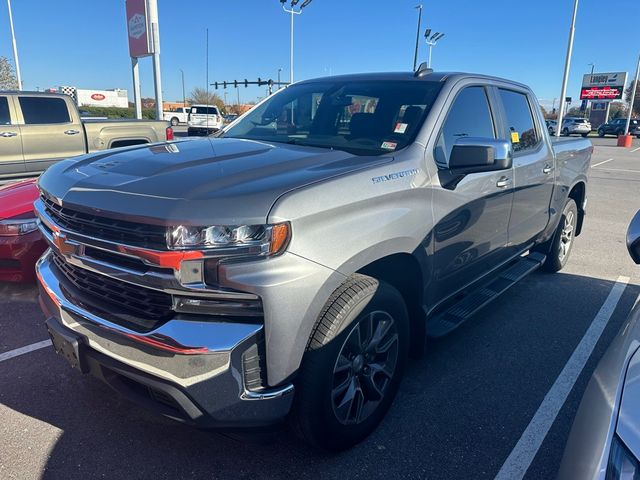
[[0, 178, 46, 282]]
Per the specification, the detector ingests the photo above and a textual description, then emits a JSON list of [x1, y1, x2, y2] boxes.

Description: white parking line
[[631, 146, 640, 153], [495, 276, 629, 480], [0, 340, 51, 363], [591, 167, 640, 174], [591, 158, 614, 168]]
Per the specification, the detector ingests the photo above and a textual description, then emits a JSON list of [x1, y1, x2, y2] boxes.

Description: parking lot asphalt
[[1, 136, 640, 479]]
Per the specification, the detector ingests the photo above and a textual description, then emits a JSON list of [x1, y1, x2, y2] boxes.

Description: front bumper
[[0, 230, 47, 282], [37, 251, 294, 428]]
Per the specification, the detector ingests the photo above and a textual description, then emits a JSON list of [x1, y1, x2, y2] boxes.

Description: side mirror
[[449, 138, 513, 174], [627, 210, 640, 264]]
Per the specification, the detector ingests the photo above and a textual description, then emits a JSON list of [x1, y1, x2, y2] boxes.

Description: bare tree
[[624, 82, 640, 117], [0, 57, 18, 90], [188, 87, 224, 110]]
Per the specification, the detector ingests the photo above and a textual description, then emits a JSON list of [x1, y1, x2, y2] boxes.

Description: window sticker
[[511, 131, 520, 143], [381, 141, 398, 150], [394, 122, 408, 134]]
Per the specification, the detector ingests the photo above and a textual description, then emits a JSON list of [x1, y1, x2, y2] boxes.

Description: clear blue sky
[[1, 0, 639, 109]]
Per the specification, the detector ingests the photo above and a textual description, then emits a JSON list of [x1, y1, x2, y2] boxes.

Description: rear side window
[[498, 89, 539, 153], [0, 97, 10, 125], [19, 97, 70, 124], [435, 86, 495, 165]]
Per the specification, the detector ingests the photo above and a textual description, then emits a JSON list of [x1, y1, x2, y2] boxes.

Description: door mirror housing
[[449, 138, 513, 174], [627, 210, 640, 264]]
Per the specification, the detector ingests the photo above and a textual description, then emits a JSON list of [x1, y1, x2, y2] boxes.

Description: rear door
[[430, 85, 514, 305], [16, 95, 86, 174], [0, 94, 25, 177], [498, 88, 554, 250]]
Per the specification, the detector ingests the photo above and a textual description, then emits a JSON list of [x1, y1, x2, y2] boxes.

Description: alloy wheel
[[558, 210, 575, 262], [331, 311, 399, 425]]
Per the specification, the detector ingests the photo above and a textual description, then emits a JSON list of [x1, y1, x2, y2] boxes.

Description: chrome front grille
[[51, 251, 174, 332], [41, 195, 168, 250]]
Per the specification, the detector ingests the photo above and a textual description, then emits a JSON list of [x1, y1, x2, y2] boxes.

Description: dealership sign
[[90, 93, 105, 101], [580, 71, 628, 101], [126, 0, 152, 57]]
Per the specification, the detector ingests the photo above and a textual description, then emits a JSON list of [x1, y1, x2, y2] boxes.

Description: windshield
[[221, 80, 442, 155]]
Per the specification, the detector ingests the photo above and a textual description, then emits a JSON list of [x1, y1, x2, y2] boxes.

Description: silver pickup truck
[[0, 91, 170, 179], [35, 69, 592, 450]]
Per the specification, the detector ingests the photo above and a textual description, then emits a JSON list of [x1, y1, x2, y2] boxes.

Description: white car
[[561, 117, 591, 137], [187, 105, 223, 136], [163, 107, 191, 126]]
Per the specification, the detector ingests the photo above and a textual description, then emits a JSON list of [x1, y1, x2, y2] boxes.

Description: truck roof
[[296, 71, 530, 90]]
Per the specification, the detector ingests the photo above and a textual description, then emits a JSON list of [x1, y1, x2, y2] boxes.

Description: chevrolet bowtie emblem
[[52, 231, 76, 256]]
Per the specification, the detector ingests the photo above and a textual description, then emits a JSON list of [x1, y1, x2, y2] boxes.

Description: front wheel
[[290, 274, 409, 451], [597, 129, 605, 137], [538, 199, 578, 273], [581, 133, 589, 137], [562, 128, 570, 136]]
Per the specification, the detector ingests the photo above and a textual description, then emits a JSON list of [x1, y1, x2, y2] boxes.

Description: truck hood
[[38, 138, 392, 226]]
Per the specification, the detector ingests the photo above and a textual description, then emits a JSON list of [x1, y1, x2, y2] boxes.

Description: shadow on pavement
[[0, 272, 638, 479]]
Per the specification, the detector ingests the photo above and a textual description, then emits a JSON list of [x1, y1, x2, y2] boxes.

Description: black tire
[[537, 199, 578, 273], [170, 117, 179, 126], [597, 129, 605, 137], [581, 133, 589, 137], [290, 274, 409, 451], [562, 128, 569, 136], [617, 129, 624, 136]]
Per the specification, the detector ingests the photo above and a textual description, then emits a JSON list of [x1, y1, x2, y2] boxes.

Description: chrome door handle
[[496, 176, 511, 188], [0, 131, 17, 137], [542, 164, 553, 174], [64, 129, 80, 135]]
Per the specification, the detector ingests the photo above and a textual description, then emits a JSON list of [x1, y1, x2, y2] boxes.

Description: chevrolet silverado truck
[[0, 91, 171, 180], [35, 68, 592, 450]]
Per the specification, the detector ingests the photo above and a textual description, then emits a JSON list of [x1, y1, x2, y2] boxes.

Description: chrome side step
[[426, 252, 546, 338]]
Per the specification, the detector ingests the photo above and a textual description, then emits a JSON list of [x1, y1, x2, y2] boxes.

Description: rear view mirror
[[627, 210, 640, 264], [449, 138, 513, 174]]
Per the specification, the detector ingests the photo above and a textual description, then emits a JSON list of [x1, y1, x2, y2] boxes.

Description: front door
[[0, 95, 24, 177], [429, 85, 514, 307]]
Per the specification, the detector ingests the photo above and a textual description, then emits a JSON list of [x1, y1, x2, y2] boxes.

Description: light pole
[[556, 0, 579, 138], [588, 63, 595, 75], [413, 5, 423, 71], [280, 0, 312, 85], [424, 29, 445, 68], [180, 69, 186, 108], [7, 0, 22, 90], [625, 53, 640, 135], [277, 68, 282, 89]]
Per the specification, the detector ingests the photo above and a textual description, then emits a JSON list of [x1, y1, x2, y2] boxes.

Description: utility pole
[[556, 0, 579, 138], [588, 63, 595, 75], [7, 0, 22, 90], [277, 68, 282, 90], [625, 53, 640, 135], [413, 5, 423, 71], [180, 69, 186, 108]]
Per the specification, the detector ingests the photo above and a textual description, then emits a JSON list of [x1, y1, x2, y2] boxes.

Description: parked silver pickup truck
[[0, 91, 171, 179], [36, 68, 592, 450]]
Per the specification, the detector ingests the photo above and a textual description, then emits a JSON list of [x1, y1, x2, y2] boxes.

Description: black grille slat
[[51, 252, 173, 331], [41, 196, 167, 249]]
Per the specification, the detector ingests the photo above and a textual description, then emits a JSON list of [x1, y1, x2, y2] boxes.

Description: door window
[[498, 89, 539, 153], [0, 97, 10, 125], [19, 97, 70, 124], [434, 86, 495, 165]]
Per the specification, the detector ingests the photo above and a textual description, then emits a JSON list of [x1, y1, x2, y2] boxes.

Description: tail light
[[166, 127, 174, 141]]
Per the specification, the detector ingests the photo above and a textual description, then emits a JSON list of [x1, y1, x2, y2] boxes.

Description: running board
[[427, 252, 546, 338]]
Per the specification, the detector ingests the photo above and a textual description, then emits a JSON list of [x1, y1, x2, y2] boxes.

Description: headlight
[[167, 222, 290, 256], [0, 218, 39, 236], [607, 435, 640, 480]]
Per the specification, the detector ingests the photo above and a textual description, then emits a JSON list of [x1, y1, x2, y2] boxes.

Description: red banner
[[126, 0, 151, 57]]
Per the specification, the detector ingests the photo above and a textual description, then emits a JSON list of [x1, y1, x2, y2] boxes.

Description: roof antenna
[[414, 61, 433, 77]]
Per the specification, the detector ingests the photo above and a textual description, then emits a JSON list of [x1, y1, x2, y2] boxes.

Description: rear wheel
[[537, 199, 578, 273], [290, 274, 409, 451], [597, 128, 605, 137], [581, 133, 589, 137]]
